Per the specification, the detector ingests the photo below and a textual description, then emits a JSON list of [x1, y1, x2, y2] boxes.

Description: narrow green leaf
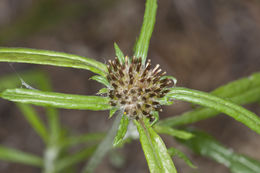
[[135, 119, 161, 172], [179, 129, 260, 173], [46, 107, 60, 145], [147, 123, 177, 173], [230, 156, 260, 173], [0, 47, 107, 76], [159, 107, 217, 127], [211, 72, 260, 98], [0, 145, 43, 167], [17, 103, 48, 143], [90, 75, 110, 88], [159, 72, 260, 127], [159, 87, 260, 127], [135, 118, 177, 173], [114, 43, 125, 64], [97, 88, 109, 95], [164, 87, 260, 134], [56, 146, 96, 172], [134, 0, 157, 64], [154, 125, 193, 140], [62, 133, 104, 148], [150, 111, 159, 126], [113, 115, 129, 147], [168, 147, 196, 169], [1, 88, 111, 110], [109, 107, 118, 119]]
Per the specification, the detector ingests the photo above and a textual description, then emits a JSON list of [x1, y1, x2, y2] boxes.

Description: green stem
[[43, 109, 61, 173], [81, 113, 122, 173], [43, 145, 60, 173]]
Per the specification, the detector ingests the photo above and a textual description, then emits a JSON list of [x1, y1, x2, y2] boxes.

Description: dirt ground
[[0, 0, 260, 172]]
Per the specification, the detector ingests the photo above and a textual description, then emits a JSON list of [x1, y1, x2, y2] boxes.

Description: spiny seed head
[[107, 56, 172, 120]]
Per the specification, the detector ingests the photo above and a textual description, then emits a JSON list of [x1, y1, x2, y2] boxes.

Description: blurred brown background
[[0, 0, 260, 172]]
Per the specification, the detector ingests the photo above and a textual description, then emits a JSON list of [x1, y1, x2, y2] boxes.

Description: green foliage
[[134, 0, 157, 64], [17, 103, 49, 143], [90, 75, 110, 88], [56, 146, 96, 172], [114, 43, 125, 64], [179, 129, 260, 173], [164, 87, 260, 134], [150, 111, 159, 126], [154, 125, 193, 140], [109, 107, 118, 118], [61, 133, 104, 148], [113, 114, 129, 147], [97, 88, 109, 95], [1, 88, 111, 110], [168, 147, 196, 169], [135, 119, 177, 173], [0, 146, 43, 167], [0, 0, 260, 172], [0, 48, 107, 76], [159, 72, 260, 127], [0, 71, 99, 172]]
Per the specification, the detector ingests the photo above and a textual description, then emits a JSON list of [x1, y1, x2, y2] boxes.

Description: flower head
[[107, 56, 172, 120]]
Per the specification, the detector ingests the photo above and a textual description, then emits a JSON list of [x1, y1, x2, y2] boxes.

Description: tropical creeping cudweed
[[107, 56, 172, 120]]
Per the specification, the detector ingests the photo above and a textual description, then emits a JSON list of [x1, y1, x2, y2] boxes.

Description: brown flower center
[[107, 56, 171, 120]]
